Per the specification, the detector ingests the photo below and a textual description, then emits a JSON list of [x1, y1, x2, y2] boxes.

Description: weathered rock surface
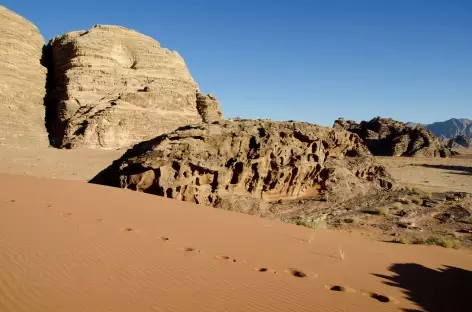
[[334, 117, 455, 158], [0, 6, 48, 147], [91, 120, 394, 210], [45, 25, 207, 149], [196, 92, 223, 123], [447, 135, 472, 148]]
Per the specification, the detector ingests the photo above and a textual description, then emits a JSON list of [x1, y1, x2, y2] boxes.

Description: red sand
[[1, 173, 470, 311]]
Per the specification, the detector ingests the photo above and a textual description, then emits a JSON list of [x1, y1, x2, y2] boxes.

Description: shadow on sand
[[413, 163, 472, 176], [374, 263, 471, 312]]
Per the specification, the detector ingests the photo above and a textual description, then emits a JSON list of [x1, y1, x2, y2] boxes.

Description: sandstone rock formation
[[0, 6, 48, 147], [44, 25, 211, 149], [91, 120, 394, 210], [334, 117, 455, 158], [196, 92, 223, 123]]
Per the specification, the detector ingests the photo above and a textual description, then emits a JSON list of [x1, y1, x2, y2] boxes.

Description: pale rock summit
[[0, 6, 48, 147], [45, 25, 215, 149], [196, 92, 223, 123]]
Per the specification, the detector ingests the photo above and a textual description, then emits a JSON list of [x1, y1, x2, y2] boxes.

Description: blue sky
[[5, 0, 471, 126]]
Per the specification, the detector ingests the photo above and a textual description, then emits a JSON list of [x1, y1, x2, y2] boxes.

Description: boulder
[[44, 25, 209, 149], [196, 92, 223, 123], [334, 117, 455, 157], [90, 120, 394, 209], [0, 6, 48, 147]]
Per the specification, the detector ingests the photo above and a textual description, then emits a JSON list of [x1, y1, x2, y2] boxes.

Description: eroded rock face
[[196, 92, 223, 123], [91, 120, 394, 209], [0, 6, 48, 147], [45, 25, 204, 149], [334, 117, 455, 158]]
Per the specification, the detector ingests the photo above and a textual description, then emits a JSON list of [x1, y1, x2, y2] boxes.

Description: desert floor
[[1, 146, 471, 311], [377, 148, 472, 193]]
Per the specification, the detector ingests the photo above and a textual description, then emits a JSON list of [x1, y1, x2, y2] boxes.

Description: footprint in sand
[[215, 255, 237, 263], [285, 268, 307, 278], [183, 247, 201, 253], [329, 285, 346, 292], [370, 293, 393, 303], [325, 285, 356, 293], [254, 267, 276, 273]]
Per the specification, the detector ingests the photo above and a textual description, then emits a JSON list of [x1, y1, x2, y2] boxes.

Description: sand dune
[[0, 173, 471, 311]]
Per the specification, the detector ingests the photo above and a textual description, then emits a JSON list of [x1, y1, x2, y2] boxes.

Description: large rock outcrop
[[334, 117, 455, 157], [0, 6, 48, 147], [196, 92, 223, 123], [45, 25, 211, 149], [91, 120, 394, 210]]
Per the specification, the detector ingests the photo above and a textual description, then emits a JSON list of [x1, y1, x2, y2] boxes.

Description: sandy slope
[[0, 174, 471, 312], [0, 146, 123, 181]]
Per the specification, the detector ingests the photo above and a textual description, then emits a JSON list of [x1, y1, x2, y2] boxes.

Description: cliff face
[[45, 25, 205, 149], [0, 6, 48, 147], [90, 120, 394, 210]]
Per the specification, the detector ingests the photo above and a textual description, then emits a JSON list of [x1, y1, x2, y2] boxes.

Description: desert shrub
[[391, 237, 409, 244], [412, 236, 461, 249], [343, 217, 360, 224], [409, 188, 432, 199], [392, 202, 403, 210], [281, 215, 328, 229], [410, 195, 423, 205], [362, 206, 390, 216]]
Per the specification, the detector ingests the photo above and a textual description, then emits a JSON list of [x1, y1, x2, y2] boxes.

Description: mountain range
[[406, 118, 472, 139]]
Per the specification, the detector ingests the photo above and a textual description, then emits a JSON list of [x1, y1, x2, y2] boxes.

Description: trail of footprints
[[144, 228, 397, 304], [32, 199, 396, 305]]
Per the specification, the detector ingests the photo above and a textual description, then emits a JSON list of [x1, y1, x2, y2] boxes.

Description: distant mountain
[[406, 118, 472, 139], [405, 122, 424, 128], [426, 118, 472, 139]]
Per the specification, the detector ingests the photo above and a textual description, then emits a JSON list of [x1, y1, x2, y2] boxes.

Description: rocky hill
[[90, 120, 394, 211], [44, 25, 222, 149], [0, 6, 48, 147], [407, 118, 472, 139], [334, 117, 455, 157], [447, 135, 472, 148], [425, 118, 472, 139]]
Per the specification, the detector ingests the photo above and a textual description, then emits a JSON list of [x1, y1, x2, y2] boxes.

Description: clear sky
[[4, 0, 471, 126]]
